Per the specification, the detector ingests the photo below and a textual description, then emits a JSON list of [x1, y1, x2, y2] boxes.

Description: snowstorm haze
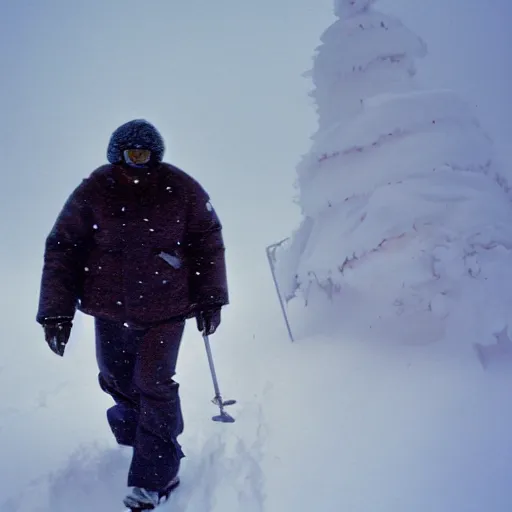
[[1, 0, 511, 503]]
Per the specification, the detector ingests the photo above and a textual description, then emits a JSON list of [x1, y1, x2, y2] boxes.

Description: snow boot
[[123, 475, 180, 510]]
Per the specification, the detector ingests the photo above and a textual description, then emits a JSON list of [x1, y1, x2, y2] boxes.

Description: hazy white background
[[1, 0, 512, 507]]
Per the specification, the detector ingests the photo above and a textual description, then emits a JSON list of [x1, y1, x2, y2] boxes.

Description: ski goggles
[[123, 148, 152, 165]]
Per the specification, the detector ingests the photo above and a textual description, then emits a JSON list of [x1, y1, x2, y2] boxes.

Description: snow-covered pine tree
[[310, 0, 426, 134], [274, 0, 512, 345]]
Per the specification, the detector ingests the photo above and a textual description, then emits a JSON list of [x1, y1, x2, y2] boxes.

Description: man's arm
[[185, 181, 229, 313], [36, 179, 94, 324]]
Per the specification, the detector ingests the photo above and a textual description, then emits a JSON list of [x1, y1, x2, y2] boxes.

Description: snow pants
[[95, 317, 185, 490]]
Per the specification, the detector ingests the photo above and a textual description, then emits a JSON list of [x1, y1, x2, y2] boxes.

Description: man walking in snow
[[36, 119, 229, 510]]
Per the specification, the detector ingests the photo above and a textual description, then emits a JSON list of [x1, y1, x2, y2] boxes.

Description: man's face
[[124, 149, 151, 165]]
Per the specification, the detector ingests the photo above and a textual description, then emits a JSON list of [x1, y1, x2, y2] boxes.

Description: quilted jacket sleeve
[[36, 179, 94, 324], [184, 180, 229, 310]]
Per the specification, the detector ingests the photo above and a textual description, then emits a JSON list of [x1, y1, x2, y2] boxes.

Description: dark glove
[[196, 307, 221, 336], [43, 317, 73, 356]]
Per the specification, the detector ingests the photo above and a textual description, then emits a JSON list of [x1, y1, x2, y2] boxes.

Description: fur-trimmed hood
[[107, 119, 165, 164]]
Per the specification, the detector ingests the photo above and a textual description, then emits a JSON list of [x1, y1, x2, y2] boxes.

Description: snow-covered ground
[[4, 303, 512, 512]]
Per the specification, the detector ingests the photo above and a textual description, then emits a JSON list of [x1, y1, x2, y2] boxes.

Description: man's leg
[[95, 318, 139, 447], [128, 319, 185, 490]]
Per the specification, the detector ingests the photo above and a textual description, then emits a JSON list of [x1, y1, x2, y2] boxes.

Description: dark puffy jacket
[[37, 144, 228, 327]]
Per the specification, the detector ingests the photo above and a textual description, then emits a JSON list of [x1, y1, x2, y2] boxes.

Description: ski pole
[[202, 333, 236, 423]]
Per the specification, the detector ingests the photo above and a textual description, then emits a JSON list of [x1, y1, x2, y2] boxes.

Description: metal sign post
[[266, 239, 295, 342]]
